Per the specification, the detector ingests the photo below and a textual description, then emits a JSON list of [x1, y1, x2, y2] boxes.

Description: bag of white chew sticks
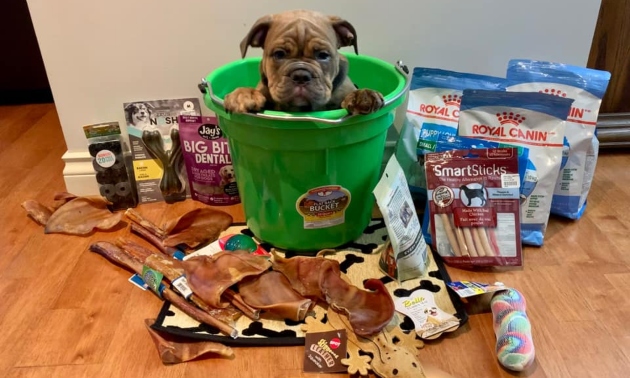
[[457, 90, 574, 246], [424, 146, 524, 267]]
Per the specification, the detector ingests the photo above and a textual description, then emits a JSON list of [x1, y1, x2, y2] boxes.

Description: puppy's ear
[[329, 16, 358, 54], [240, 15, 273, 58]]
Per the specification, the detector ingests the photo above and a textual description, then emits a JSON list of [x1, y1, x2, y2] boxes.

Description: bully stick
[[125, 208, 166, 239], [222, 289, 261, 320], [118, 239, 259, 320], [89, 241, 238, 338]]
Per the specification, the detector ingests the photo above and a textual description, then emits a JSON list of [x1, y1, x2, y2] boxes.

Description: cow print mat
[[151, 219, 468, 346]]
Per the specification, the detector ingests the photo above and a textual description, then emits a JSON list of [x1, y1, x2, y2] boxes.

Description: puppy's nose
[[291, 69, 312, 85]]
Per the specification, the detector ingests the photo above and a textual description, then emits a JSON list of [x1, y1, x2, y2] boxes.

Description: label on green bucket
[[296, 185, 351, 229]]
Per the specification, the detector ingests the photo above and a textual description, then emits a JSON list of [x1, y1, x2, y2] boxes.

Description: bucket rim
[[200, 53, 410, 125]]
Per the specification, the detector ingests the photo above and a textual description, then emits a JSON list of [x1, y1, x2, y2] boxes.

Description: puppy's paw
[[341, 89, 384, 115], [224, 88, 267, 114]]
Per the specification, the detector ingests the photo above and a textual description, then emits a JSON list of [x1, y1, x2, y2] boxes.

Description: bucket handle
[[199, 60, 410, 125]]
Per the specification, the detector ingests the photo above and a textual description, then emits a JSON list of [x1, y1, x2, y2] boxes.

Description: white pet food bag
[[506, 60, 611, 219], [457, 90, 574, 246]]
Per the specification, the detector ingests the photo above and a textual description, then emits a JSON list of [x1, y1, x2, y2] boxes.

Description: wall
[[26, 0, 602, 194]]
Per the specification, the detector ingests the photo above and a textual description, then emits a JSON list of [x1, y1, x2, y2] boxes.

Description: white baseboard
[[61, 150, 99, 196]]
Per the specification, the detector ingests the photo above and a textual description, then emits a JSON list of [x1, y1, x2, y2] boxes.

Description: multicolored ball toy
[[490, 288, 535, 371]]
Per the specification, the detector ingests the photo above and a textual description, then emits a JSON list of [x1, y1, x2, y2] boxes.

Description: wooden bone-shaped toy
[[302, 309, 427, 378]]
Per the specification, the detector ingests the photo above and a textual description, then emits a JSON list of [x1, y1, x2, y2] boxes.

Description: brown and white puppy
[[223, 9, 384, 115]]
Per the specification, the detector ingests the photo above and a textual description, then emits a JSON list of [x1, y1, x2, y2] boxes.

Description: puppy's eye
[[272, 50, 286, 60], [316, 51, 330, 61]]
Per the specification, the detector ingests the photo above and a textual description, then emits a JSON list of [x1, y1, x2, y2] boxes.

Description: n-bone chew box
[[506, 60, 611, 220], [457, 90, 574, 246], [403, 68, 507, 196], [424, 148, 523, 267]]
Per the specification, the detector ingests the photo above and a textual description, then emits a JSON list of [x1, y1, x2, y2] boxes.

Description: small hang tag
[[394, 289, 460, 339], [447, 281, 507, 298], [171, 275, 194, 300], [303, 330, 347, 373], [142, 266, 166, 299], [128, 274, 148, 291]]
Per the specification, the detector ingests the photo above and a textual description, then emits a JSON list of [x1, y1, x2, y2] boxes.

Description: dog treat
[[457, 90, 574, 246], [83, 122, 138, 211], [89, 241, 238, 338], [398, 67, 506, 200], [178, 115, 240, 206], [373, 154, 429, 281], [420, 134, 530, 248], [124, 98, 200, 204], [424, 147, 523, 267], [506, 60, 611, 220]]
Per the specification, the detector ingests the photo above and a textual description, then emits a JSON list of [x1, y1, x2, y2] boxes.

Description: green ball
[[224, 234, 258, 252]]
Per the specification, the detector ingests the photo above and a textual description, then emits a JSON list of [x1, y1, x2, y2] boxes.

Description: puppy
[[219, 165, 236, 187], [224, 9, 384, 115], [460, 184, 487, 207], [124, 102, 153, 128]]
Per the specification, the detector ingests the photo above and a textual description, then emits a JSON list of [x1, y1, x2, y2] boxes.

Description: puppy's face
[[240, 10, 358, 112], [126, 103, 152, 124]]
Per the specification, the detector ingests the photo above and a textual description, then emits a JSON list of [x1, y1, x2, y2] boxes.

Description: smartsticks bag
[[506, 60, 611, 219], [457, 90, 574, 246], [401, 68, 507, 198], [424, 147, 523, 267], [421, 135, 530, 247]]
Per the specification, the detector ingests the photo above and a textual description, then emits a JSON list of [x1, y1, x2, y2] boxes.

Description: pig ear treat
[[271, 250, 395, 336], [21, 200, 53, 226], [183, 251, 271, 309], [238, 271, 314, 321], [162, 208, 233, 250], [144, 319, 234, 364], [43, 196, 123, 235], [319, 263, 395, 337], [270, 250, 342, 300]]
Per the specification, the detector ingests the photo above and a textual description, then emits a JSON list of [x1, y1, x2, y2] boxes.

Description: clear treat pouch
[[399, 68, 507, 200], [178, 115, 240, 206], [374, 155, 429, 281], [457, 90, 574, 246], [424, 147, 523, 267], [421, 135, 530, 247], [83, 122, 138, 211], [505, 60, 611, 219]]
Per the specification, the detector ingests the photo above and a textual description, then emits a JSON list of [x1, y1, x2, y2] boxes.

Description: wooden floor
[[1, 103, 629, 378]]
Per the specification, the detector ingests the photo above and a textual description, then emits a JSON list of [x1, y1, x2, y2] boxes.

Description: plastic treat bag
[[421, 135, 530, 247], [398, 68, 507, 203], [374, 155, 429, 281], [457, 90, 574, 246], [506, 60, 611, 220], [424, 147, 523, 267], [178, 115, 240, 206]]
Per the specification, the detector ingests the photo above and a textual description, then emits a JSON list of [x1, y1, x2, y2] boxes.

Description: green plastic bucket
[[201, 53, 409, 252]]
